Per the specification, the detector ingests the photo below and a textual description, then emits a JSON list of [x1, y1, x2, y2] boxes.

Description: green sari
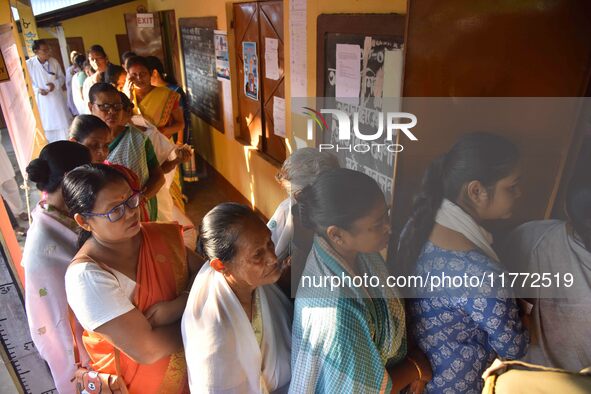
[[108, 125, 159, 221], [291, 236, 407, 393]]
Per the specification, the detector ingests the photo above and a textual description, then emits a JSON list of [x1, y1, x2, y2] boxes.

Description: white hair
[[276, 147, 339, 193]]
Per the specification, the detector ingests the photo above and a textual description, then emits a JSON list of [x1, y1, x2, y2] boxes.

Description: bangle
[[407, 356, 422, 381]]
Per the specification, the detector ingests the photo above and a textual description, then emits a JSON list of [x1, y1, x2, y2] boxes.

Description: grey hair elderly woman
[[268, 148, 339, 295], [268, 148, 339, 257]]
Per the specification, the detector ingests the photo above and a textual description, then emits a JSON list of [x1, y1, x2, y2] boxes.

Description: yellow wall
[[38, 0, 147, 63], [1, 0, 11, 24], [147, 0, 406, 219]]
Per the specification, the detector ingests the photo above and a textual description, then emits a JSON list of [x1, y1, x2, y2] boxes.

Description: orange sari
[[82, 223, 189, 393]]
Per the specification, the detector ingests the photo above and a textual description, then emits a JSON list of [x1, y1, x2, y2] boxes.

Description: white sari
[[267, 198, 293, 257], [131, 115, 197, 249], [182, 264, 292, 393]]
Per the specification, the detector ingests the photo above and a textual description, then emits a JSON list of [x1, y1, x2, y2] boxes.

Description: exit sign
[[137, 13, 154, 28]]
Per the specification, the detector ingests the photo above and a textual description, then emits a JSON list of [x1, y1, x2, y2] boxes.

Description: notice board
[[316, 14, 406, 202], [179, 17, 224, 132]]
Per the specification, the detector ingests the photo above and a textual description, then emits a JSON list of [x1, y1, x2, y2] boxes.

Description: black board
[[179, 17, 224, 132]]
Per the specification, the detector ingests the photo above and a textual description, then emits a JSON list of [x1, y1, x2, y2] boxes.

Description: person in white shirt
[[267, 148, 339, 295], [65, 50, 80, 116], [25, 40, 72, 142], [268, 148, 339, 257], [71, 54, 89, 115], [81, 45, 110, 113]]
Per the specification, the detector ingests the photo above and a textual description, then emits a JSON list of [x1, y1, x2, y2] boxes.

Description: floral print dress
[[408, 242, 529, 393]]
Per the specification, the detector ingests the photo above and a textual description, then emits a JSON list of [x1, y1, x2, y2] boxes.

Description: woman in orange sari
[[126, 56, 186, 212], [62, 163, 200, 393]]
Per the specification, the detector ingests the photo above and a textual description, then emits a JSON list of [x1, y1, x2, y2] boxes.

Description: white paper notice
[[382, 49, 404, 98], [289, 0, 307, 97], [335, 44, 361, 101], [265, 38, 280, 80], [221, 79, 235, 138], [273, 96, 286, 138]]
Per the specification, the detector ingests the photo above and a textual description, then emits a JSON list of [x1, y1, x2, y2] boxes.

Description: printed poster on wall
[[214, 30, 230, 80], [243, 41, 259, 101]]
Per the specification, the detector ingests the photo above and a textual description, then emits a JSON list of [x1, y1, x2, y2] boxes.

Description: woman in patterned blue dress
[[398, 133, 529, 393]]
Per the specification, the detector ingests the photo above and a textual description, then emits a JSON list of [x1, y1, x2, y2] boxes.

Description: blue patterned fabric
[[409, 242, 529, 393]]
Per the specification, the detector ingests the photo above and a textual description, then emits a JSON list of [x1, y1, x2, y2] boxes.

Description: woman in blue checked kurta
[[290, 169, 432, 394], [398, 133, 529, 393]]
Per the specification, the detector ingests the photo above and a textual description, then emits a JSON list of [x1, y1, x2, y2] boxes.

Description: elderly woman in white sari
[[22, 141, 92, 394], [182, 203, 292, 393]]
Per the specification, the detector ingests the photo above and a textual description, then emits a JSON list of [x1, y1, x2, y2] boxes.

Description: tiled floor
[[183, 161, 252, 227]]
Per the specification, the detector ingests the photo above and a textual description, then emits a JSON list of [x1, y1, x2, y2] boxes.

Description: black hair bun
[[26, 158, 50, 185]]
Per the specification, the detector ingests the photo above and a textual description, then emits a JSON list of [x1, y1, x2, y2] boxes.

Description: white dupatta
[[435, 199, 499, 262], [181, 264, 292, 393]]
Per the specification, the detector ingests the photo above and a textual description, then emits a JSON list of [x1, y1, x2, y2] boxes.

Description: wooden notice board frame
[[178, 17, 225, 132], [316, 13, 406, 97], [315, 13, 406, 204]]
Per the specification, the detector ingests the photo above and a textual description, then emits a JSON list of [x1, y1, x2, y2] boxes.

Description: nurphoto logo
[[303, 107, 418, 153]]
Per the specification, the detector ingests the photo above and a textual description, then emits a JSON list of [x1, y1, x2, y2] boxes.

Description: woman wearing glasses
[[88, 82, 165, 221], [22, 141, 92, 394], [63, 163, 201, 393]]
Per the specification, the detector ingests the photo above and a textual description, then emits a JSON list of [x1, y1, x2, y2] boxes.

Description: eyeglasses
[[83, 192, 141, 222], [94, 103, 123, 113]]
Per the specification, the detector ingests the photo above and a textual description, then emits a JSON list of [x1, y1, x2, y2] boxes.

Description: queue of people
[[19, 40, 591, 394]]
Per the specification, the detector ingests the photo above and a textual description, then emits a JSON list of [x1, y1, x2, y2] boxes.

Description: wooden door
[[234, 1, 286, 162], [124, 13, 165, 62], [43, 38, 64, 73], [115, 34, 131, 64], [160, 10, 182, 86], [234, 2, 263, 149], [66, 37, 84, 57], [391, 0, 591, 238], [260, 0, 285, 162]]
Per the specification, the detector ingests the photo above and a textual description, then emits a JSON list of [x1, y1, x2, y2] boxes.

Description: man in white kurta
[[26, 40, 72, 142]]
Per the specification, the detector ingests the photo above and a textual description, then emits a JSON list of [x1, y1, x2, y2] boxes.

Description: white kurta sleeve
[[26, 59, 40, 95]]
